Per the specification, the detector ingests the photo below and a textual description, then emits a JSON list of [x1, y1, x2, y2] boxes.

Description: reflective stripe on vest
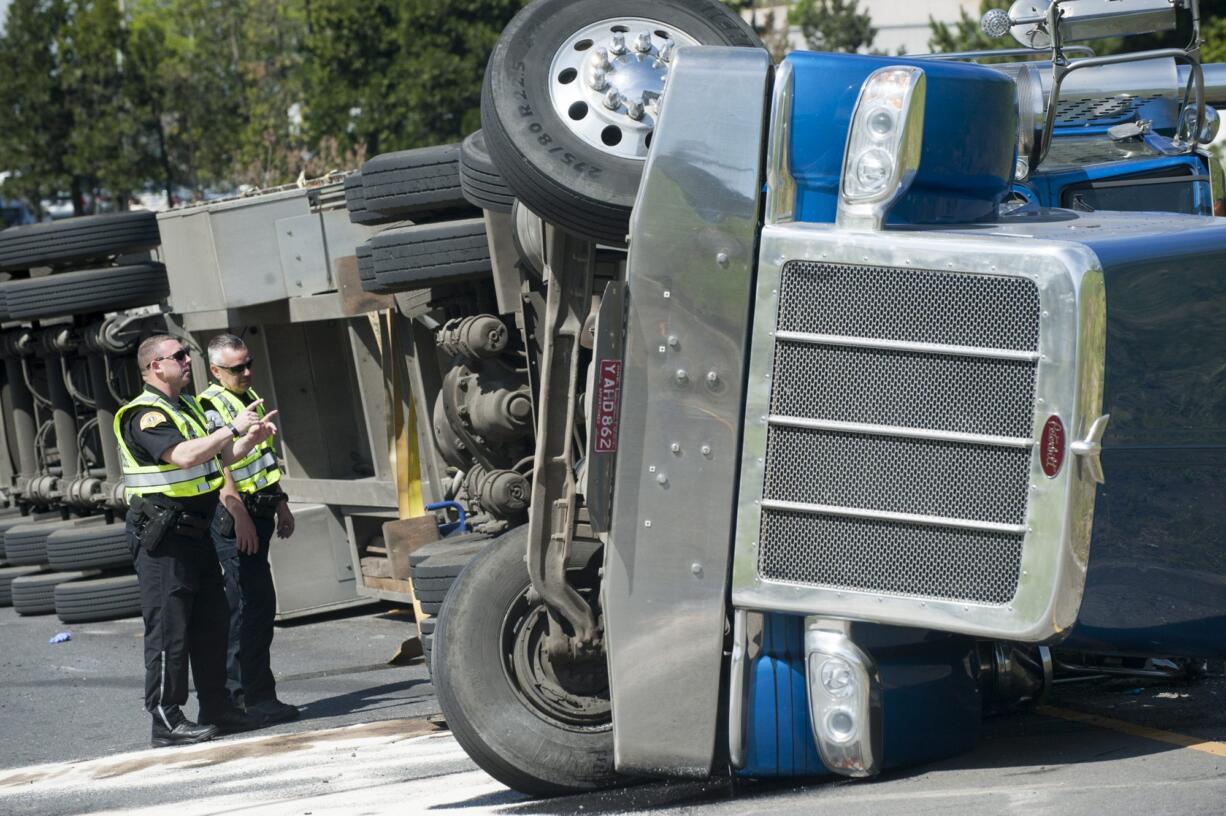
[[113, 391, 224, 499], [198, 384, 283, 493]]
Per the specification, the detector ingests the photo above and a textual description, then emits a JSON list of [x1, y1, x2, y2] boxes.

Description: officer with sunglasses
[[198, 333, 298, 725], [116, 335, 276, 746]]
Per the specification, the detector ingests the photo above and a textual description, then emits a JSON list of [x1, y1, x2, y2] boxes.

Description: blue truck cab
[[428, 0, 1226, 796]]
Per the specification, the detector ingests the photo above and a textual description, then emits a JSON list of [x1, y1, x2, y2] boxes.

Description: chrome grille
[[777, 261, 1039, 350], [770, 342, 1037, 438], [759, 509, 1024, 605], [764, 427, 1031, 525], [757, 261, 1040, 605]]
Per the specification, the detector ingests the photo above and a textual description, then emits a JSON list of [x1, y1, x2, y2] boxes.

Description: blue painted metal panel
[[1062, 225, 1226, 658], [785, 51, 1015, 227], [1028, 154, 1211, 213], [740, 614, 981, 778]]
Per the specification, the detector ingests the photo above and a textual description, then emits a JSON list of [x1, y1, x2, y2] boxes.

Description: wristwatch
[[226, 422, 241, 439]]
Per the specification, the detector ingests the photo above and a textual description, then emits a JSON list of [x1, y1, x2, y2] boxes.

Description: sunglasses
[[148, 348, 189, 368], [217, 358, 255, 375]]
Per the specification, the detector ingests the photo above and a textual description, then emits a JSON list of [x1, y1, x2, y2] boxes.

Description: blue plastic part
[[425, 500, 468, 536], [1026, 154, 1210, 213], [739, 613, 982, 779], [785, 51, 1016, 227]]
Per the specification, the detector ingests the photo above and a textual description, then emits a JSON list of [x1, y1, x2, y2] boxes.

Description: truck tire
[[360, 145, 477, 222], [344, 173, 401, 226], [460, 130, 515, 213], [0, 212, 161, 272], [409, 532, 490, 569], [433, 525, 618, 796], [0, 263, 169, 320], [46, 524, 130, 571], [11, 569, 100, 615], [481, 0, 762, 244], [0, 565, 47, 606], [356, 241, 375, 284], [3, 522, 58, 566], [0, 513, 30, 559], [368, 219, 491, 293], [54, 573, 141, 623]]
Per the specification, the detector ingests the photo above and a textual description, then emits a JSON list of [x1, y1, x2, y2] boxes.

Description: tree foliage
[[0, 0, 525, 211], [789, 0, 876, 54]]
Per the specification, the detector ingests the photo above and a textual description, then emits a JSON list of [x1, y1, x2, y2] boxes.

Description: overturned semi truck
[[414, 0, 1226, 796]]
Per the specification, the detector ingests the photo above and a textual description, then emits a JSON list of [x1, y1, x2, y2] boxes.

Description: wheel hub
[[504, 598, 611, 729], [548, 18, 699, 160]]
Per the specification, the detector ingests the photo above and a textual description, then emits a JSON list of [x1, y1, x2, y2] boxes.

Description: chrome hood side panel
[[604, 46, 771, 777]]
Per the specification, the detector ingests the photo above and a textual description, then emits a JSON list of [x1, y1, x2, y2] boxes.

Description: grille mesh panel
[[777, 262, 1040, 351], [764, 427, 1031, 525], [756, 261, 1040, 607], [759, 509, 1023, 605], [770, 341, 1037, 439]]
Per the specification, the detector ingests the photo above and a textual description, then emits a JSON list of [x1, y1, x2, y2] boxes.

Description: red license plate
[[594, 360, 622, 454]]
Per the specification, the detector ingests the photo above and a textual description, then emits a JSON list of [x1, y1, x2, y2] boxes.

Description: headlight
[[838, 66, 926, 229]]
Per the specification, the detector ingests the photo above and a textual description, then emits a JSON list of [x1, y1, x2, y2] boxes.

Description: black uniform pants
[[130, 519, 230, 720], [211, 508, 279, 705]]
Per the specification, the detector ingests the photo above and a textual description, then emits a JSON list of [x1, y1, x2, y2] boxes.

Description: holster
[[129, 495, 181, 554], [129, 496, 209, 552], [244, 491, 284, 520]]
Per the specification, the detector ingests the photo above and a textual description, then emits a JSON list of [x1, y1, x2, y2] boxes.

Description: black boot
[[199, 705, 265, 734], [151, 708, 219, 748]]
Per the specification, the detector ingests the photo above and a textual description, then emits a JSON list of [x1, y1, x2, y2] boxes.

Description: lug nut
[[659, 40, 675, 62], [610, 31, 627, 55], [588, 68, 608, 91], [634, 31, 652, 53], [603, 88, 622, 110], [591, 47, 611, 70], [626, 98, 645, 121]]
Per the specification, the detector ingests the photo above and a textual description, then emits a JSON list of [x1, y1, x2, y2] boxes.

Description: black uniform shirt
[[121, 385, 219, 516]]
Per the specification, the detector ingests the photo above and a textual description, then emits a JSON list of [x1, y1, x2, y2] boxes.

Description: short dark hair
[[137, 335, 179, 370]]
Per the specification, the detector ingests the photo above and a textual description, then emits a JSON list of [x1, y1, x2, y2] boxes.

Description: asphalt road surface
[[1, 605, 1224, 816]]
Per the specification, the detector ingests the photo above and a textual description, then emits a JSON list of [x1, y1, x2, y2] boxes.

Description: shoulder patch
[[140, 411, 168, 430]]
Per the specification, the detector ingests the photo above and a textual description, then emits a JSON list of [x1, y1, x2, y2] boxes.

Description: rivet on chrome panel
[[667, 335, 679, 348], [670, 443, 681, 454], [691, 563, 704, 577], [658, 345, 666, 353], [716, 251, 729, 267], [656, 473, 668, 485], [649, 465, 657, 473], [706, 371, 719, 385], [675, 369, 689, 383], [644, 519, 652, 527], [702, 445, 713, 457], [663, 290, 671, 298], [1042, 310, 1050, 317]]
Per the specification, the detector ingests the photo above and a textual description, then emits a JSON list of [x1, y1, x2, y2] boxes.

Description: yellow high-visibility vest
[[198, 384, 282, 494], [114, 390, 223, 499]]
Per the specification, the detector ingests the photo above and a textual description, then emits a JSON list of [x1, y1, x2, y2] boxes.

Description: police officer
[[199, 333, 298, 724], [116, 335, 276, 747]]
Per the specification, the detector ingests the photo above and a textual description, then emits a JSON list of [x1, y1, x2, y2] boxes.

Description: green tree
[[58, 0, 152, 209], [0, 0, 75, 217], [789, 0, 876, 54], [303, 0, 524, 158]]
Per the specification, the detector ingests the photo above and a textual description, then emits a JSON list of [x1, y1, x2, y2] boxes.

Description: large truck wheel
[[481, 0, 762, 245], [433, 525, 618, 796]]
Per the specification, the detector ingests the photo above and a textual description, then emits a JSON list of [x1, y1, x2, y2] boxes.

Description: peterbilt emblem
[[1040, 415, 1066, 477]]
